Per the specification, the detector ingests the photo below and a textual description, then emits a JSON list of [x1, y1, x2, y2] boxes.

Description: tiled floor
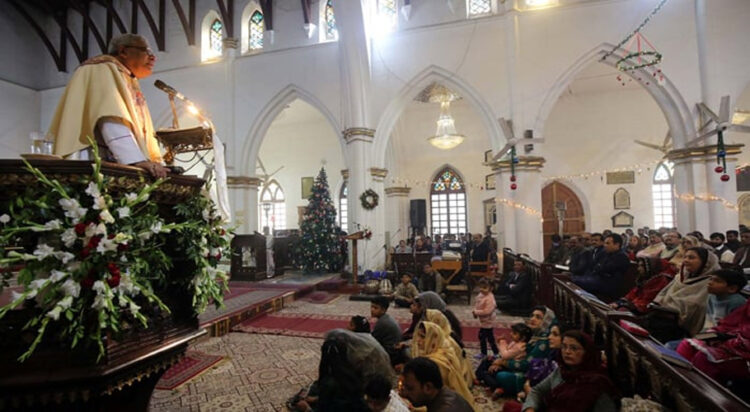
[[149, 295, 523, 411]]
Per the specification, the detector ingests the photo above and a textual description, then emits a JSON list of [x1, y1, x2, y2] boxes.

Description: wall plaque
[[612, 211, 634, 227], [606, 171, 635, 185], [613, 187, 631, 209]]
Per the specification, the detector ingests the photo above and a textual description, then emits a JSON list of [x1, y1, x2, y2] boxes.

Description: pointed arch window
[[209, 19, 224, 56], [468, 0, 492, 17], [652, 161, 675, 228], [259, 181, 286, 231], [339, 182, 348, 229], [376, 0, 397, 33], [324, 0, 338, 41], [430, 168, 467, 235], [249, 10, 264, 50]]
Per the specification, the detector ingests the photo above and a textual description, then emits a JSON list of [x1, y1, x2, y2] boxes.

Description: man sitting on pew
[[495, 259, 532, 314], [572, 233, 630, 300], [565, 235, 591, 276]]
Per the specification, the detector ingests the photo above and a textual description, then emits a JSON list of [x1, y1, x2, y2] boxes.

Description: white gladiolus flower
[[85, 181, 101, 198], [61, 228, 77, 247], [92, 280, 106, 294], [54, 251, 75, 264], [11, 291, 24, 301], [120, 255, 128, 263], [49, 270, 68, 282], [96, 237, 118, 254], [59, 198, 87, 222], [129, 301, 141, 315], [33, 244, 55, 260], [30, 278, 48, 291], [125, 192, 138, 203], [202, 208, 211, 221], [99, 209, 115, 224], [116, 206, 130, 218], [92, 196, 107, 211], [26, 289, 38, 299], [91, 294, 108, 310], [0, 214, 9, 224], [58, 295, 74, 310], [61, 279, 81, 298], [150, 221, 163, 233], [46, 306, 63, 321], [113, 233, 129, 243], [138, 231, 152, 241], [45, 219, 62, 230]]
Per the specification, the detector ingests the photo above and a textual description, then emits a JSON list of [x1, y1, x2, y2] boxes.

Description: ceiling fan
[[633, 132, 672, 156], [686, 95, 750, 147], [256, 158, 284, 186], [491, 118, 544, 161]]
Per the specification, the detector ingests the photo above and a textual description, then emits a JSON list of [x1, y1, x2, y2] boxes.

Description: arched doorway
[[542, 181, 585, 256]]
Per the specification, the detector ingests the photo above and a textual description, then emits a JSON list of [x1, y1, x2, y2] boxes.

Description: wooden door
[[542, 181, 585, 257]]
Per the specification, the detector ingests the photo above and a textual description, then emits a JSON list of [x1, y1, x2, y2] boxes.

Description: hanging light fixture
[[427, 99, 465, 150], [415, 83, 465, 150]]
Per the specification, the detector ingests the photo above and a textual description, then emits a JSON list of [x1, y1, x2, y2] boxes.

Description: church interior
[[1, 0, 749, 411]]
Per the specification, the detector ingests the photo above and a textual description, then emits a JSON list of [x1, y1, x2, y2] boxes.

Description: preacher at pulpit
[[48, 33, 169, 178]]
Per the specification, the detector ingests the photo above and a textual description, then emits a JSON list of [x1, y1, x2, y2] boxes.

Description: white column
[[491, 157, 546, 260], [227, 176, 261, 234], [385, 186, 411, 241]]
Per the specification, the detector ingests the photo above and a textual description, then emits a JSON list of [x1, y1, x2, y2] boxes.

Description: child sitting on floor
[[349, 315, 371, 333], [499, 323, 533, 362]]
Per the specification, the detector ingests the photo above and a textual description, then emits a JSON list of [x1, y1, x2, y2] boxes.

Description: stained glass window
[[652, 161, 675, 228], [325, 0, 338, 40], [339, 183, 348, 229], [249, 10, 264, 50], [468, 0, 492, 16], [209, 19, 223, 56], [259, 181, 286, 231], [377, 0, 397, 32], [430, 168, 467, 235]]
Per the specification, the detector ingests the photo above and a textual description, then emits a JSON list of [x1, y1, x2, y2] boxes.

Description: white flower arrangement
[[0, 139, 230, 362]]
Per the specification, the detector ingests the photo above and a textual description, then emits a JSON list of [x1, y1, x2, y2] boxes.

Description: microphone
[[154, 80, 184, 99]]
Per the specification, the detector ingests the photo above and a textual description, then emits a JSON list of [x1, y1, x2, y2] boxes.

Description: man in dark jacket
[[572, 233, 630, 299], [400, 358, 473, 412], [544, 234, 568, 265], [566, 235, 591, 276], [496, 259, 532, 313]]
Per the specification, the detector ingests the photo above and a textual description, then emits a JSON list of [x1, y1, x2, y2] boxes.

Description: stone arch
[[534, 42, 695, 149], [372, 65, 504, 167], [240, 84, 345, 177]]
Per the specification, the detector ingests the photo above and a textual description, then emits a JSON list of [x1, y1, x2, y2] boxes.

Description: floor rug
[[233, 313, 509, 347], [156, 351, 225, 390]]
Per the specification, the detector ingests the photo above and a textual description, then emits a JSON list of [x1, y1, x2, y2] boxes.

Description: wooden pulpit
[[0, 159, 207, 411], [345, 231, 365, 279]]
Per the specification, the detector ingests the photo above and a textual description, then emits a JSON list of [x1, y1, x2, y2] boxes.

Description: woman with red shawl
[[676, 299, 750, 398], [610, 256, 673, 314], [521, 330, 618, 412]]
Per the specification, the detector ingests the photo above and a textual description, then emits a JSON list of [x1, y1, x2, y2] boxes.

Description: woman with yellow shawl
[[412, 321, 476, 409], [424, 309, 475, 385]]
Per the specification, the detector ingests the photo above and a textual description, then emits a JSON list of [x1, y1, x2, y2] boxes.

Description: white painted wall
[[0, 80, 40, 156], [258, 100, 345, 229]]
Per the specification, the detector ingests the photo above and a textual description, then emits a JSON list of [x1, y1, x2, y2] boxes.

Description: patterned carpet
[[149, 295, 524, 411]]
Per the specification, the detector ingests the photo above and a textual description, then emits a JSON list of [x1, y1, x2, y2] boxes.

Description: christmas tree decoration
[[509, 146, 518, 190], [715, 166, 724, 174], [721, 174, 730, 182], [298, 168, 342, 274], [359, 189, 379, 210]]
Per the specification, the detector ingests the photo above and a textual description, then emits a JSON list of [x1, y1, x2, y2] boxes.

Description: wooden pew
[[552, 277, 750, 411], [391, 253, 415, 276]]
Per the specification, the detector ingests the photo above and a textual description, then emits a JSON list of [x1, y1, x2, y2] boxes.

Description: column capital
[[222, 38, 239, 49], [341, 169, 349, 179], [370, 167, 388, 181], [488, 156, 546, 173], [666, 144, 743, 164], [385, 186, 411, 197], [343, 127, 375, 144], [227, 175, 262, 189]]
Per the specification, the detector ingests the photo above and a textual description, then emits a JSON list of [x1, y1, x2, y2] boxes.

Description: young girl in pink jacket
[[472, 278, 498, 359]]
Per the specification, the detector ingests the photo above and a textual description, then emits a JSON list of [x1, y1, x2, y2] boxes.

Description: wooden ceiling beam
[[216, 0, 234, 38], [171, 0, 196, 46], [68, 0, 107, 54], [7, 0, 68, 71], [132, 0, 166, 51]]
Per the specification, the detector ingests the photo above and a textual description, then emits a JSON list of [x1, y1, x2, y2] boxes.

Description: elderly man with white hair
[[48, 33, 169, 178]]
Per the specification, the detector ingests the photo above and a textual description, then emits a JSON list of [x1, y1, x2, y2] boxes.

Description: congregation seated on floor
[[286, 225, 749, 411]]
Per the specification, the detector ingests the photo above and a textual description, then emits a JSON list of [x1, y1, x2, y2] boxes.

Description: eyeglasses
[[124, 45, 155, 57], [561, 344, 584, 352]]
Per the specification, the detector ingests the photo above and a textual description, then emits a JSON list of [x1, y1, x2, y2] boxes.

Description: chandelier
[[427, 100, 465, 150], [415, 83, 465, 150]]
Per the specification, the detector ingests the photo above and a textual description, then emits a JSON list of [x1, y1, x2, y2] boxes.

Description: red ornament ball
[[510, 183, 517, 190], [715, 166, 724, 173], [510, 175, 516, 182], [720, 174, 730, 182]]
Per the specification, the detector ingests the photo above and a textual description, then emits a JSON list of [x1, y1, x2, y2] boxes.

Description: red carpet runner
[[156, 351, 224, 390], [233, 313, 510, 348]]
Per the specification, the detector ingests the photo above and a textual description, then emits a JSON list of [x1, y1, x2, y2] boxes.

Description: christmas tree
[[298, 168, 342, 273]]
